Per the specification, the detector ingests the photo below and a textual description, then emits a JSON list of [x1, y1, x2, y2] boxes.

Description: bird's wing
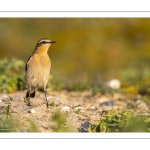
[[25, 55, 32, 71]]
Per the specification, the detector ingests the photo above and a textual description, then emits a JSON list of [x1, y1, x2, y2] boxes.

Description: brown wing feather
[[25, 55, 32, 71]]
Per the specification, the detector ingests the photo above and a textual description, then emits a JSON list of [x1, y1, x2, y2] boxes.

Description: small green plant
[[50, 101, 55, 108], [7, 96, 13, 101], [88, 109, 150, 132], [50, 112, 70, 132], [4, 105, 12, 119], [75, 108, 81, 114], [28, 121, 39, 132], [24, 97, 28, 103]]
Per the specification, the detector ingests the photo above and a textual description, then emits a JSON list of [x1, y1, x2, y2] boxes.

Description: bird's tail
[[26, 91, 35, 98]]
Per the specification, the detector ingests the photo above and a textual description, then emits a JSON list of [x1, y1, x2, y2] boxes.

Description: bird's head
[[36, 38, 56, 46], [34, 38, 56, 53]]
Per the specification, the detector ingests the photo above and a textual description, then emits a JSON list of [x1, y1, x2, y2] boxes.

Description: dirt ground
[[0, 89, 149, 132]]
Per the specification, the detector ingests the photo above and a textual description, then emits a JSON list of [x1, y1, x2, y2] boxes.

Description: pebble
[[92, 112, 97, 115], [90, 106, 96, 110], [100, 101, 115, 106], [47, 96, 60, 101], [135, 100, 148, 110], [29, 109, 36, 114], [61, 106, 70, 111], [135, 100, 145, 104], [106, 79, 121, 89], [0, 99, 2, 102], [74, 105, 82, 110], [91, 106, 95, 109]]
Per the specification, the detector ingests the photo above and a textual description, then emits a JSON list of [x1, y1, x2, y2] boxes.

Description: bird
[[25, 38, 56, 108]]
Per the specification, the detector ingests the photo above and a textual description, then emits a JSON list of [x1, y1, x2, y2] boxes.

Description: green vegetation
[[1, 106, 150, 132], [0, 105, 40, 132], [1, 58, 150, 100], [0, 58, 25, 93], [120, 67, 150, 97], [0, 58, 115, 95], [75, 108, 81, 114], [50, 100, 55, 108], [49, 112, 70, 132], [28, 121, 39, 132], [0, 105, 16, 132], [5, 105, 12, 119], [88, 109, 150, 132], [7, 96, 13, 101]]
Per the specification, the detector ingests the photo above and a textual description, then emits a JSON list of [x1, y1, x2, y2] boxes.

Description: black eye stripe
[[38, 41, 49, 44], [42, 41, 47, 44]]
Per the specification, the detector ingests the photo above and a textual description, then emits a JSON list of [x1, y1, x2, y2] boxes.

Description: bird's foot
[[27, 102, 31, 106]]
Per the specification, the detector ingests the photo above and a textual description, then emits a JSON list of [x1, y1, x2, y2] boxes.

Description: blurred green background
[[1, 18, 150, 83]]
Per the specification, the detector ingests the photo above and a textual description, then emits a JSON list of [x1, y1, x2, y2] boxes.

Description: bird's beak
[[49, 41, 56, 44]]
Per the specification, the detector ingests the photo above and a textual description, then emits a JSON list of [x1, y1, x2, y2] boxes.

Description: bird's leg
[[44, 90, 49, 108], [27, 88, 31, 106]]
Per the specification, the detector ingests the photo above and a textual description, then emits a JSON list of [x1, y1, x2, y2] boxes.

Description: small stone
[[29, 109, 36, 114], [0, 99, 2, 102], [106, 79, 121, 89], [47, 96, 60, 101], [91, 106, 95, 109], [135, 100, 145, 104], [61, 106, 70, 111], [100, 101, 115, 106], [92, 112, 97, 115], [90, 106, 96, 110], [135, 100, 148, 110], [74, 105, 82, 110]]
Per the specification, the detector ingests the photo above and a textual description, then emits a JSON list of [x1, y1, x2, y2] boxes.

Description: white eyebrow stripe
[[38, 40, 50, 44]]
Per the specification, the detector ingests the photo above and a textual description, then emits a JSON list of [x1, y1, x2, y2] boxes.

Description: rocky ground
[[0, 89, 149, 132]]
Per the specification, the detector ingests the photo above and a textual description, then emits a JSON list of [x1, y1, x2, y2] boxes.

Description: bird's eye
[[42, 41, 47, 44]]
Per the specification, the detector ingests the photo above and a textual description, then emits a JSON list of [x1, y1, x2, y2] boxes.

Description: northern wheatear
[[25, 38, 56, 108]]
